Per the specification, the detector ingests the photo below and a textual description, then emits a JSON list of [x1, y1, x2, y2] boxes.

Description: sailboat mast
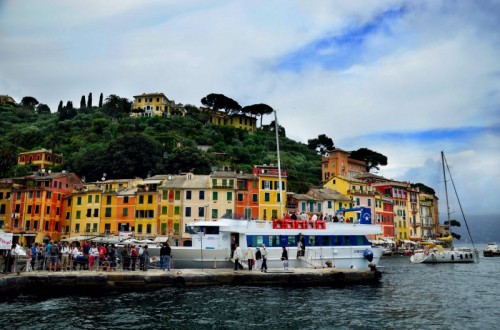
[[274, 110, 284, 218], [441, 151, 453, 249]]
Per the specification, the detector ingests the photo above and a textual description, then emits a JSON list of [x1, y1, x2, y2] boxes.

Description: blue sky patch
[[276, 7, 406, 72]]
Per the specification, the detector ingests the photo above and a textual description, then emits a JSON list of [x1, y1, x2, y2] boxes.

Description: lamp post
[[198, 231, 205, 270]]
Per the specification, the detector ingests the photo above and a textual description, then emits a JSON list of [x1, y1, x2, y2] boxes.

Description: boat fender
[[363, 249, 374, 262], [173, 276, 185, 288]]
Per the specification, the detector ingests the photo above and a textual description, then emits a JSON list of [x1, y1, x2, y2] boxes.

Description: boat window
[[268, 235, 280, 247], [331, 236, 341, 246], [287, 236, 296, 246], [320, 236, 330, 246], [343, 236, 351, 246], [247, 235, 264, 247], [308, 236, 317, 247]]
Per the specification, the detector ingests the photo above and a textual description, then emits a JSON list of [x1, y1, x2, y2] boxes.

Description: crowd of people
[[0, 240, 174, 273]]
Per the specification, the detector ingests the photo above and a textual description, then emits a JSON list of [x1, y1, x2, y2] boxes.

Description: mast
[[274, 110, 284, 218], [441, 151, 453, 249]]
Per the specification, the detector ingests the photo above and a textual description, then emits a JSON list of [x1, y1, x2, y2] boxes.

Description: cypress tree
[[80, 95, 86, 109], [99, 93, 103, 107], [57, 100, 63, 112], [88, 92, 93, 108]]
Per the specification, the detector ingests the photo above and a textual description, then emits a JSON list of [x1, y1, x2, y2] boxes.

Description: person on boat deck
[[260, 244, 268, 272], [246, 245, 256, 271], [281, 247, 289, 271], [291, 211, 297, 220], [297, 239, 303, 258], [233, 243, 244, 270]]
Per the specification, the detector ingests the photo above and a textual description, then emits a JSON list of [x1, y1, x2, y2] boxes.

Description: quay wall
[[0, 268, 382, 296]]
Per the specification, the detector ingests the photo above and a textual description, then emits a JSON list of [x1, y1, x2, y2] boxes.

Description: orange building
[[321, 148, 366, 181]]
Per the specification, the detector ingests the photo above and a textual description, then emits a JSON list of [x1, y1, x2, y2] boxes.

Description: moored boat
[[483, 242, 500, 257]]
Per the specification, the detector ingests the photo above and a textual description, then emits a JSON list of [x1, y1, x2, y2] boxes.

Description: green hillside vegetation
[[0, 96, 322, 193]]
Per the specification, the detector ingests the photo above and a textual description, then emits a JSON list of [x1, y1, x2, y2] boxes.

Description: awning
[[154, 236, 169, 243]]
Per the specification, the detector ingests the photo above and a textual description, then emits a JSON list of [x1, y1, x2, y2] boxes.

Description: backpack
[[50, 245, 59, 256]]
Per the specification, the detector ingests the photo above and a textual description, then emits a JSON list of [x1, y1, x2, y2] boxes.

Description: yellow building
[[202, 108, 257, 131], [69, 187, 102, 238], [134, 179, 162, 238], [131, 92, 186, 117], [0, 180, 13, 231], [253, 165, 287, 220]]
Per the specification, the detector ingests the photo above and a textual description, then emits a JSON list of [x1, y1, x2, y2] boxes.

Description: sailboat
[[410, 151, 479, 264]]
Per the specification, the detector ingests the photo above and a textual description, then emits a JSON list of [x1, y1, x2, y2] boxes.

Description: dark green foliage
[[349, 147, 388, 172], [21, 96, 39, 109], [307, 134, 334, 156], [99, 93, 103, 108], [87, 93, 93, 108], [241, 103, 274, 127], [411, 183, 435, 195], [36, 103, 51, 114], [80, 95, 86, 109], [201, 93, 241, 115]]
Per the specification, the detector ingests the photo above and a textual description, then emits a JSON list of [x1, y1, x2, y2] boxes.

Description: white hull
[[116, 218, 384, 270], [410, 248, 479, 264]]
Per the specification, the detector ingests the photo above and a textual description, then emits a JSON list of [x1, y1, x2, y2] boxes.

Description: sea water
[[1, 246, 499, 330]]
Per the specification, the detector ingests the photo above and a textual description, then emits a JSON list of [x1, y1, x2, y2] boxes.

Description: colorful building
[[18, 149, 64, 169], [131, 92, 186, 117], [321, 148, 366, 182], [253, 164, 287, 220], [202, 108, 257, 131]]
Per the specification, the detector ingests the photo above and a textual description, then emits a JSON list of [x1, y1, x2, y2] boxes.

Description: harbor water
[[1, 248, 499, 330]]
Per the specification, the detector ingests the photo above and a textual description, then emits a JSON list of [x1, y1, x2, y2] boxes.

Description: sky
[[1, 0, 499, 216]]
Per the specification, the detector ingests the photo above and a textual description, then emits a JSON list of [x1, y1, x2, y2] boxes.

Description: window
[[212, 192, 218, 201], [199, 191, 205, 200], [123, 208, 128, 216], [86, 209, 91, 217], [93, 209, 99, 217], [186, 191, 192, 200], [106, 196, 111, 205], [264, 193, 270, 202], [229, 179, 234, 187], [75, 224, 80, 233], [368, 199, 371, 207], [174, 191, 181, 200], [105, 208, 111, 217], [252, 194, 258, 203], [212, 209, 218, 219], [327, 201, 332, 208], [93, 223, 98, 233], [227, 192, 232, 201], [76, 211, 81, 219], [27, 205, 32, 213], [88, 195, 92, 203], [148, 195, 153, 204], [185, 207, 191, 217], [95, 195, 99, 203], [262, 180, 271, 189], [124, 196, 129, 203], [138, 224, 143, 234], [162, 206, 168, 215], [237, 193, 244, 202], [146, 224, 151, 234], [77, 197, 82, 205], [174, 206, 180, 215], [44, 221, 49, 231], [46, 206, 50, 214], [198, 207, 204, 217], [139, 195, 144, 204]]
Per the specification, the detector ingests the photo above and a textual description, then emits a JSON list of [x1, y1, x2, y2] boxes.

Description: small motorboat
[[483, 242, 500, 257]]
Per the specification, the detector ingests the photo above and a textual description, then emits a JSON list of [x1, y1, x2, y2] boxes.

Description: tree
[[105, 133, 162, 178], [349, 148, 388, 172], [307, 134, 334, 156], [57, 100, 63, 112], [241, 103, 274, 127], [80, 95, 86, 109], [87, 93, 93, 108], [0, 139, 17, 177], [21, 96, 39, 109], [411, 183, 435, 195], [36, 103, 51, 114], [104, 95, 132, 118], [165, 146, 212, 174], [201, 93, 241, 115], [99, 93, 103, 108]]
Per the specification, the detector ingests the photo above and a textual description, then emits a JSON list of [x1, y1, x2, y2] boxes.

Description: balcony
[[410, 222, 421, 227]]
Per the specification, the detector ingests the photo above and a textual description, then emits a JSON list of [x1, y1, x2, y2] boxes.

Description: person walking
[[246, 245, 256, 271], [160, 242, 171, 271], [281, 247, 289, 271], [260, 244, 268, 273], [233, 243, 243, 270]]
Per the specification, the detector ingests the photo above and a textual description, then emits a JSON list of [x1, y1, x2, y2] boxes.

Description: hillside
[[0, 103, 322, 193]]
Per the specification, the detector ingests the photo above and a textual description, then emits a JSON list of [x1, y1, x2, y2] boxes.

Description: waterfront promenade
[[0, 267, 381, 295]]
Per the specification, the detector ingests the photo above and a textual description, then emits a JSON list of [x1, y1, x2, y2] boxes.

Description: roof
[[309, 188, 351, 201]]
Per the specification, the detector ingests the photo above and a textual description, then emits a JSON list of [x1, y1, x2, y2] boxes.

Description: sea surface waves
[[1, 247, 499, 330]]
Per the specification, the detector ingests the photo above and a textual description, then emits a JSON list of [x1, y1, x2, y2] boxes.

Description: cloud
[[0, 0, 499, 214]]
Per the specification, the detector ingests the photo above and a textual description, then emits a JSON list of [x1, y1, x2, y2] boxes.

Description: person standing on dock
[[160, 242, 172, 271], [246, 245, 256, 271], [141, 245, 149, 271], [255, 247, 262, 270], [233, 243, 243, 270], [260, 244, 268, 272], [281, 247, 289, 271]]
